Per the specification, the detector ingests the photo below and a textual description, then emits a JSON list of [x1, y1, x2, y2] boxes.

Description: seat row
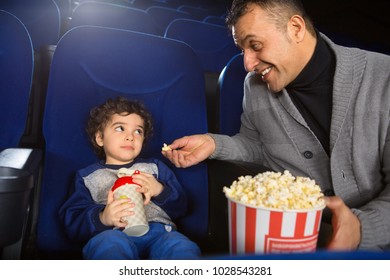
[[1, 0, 240, 144], [68, 1, 237, 69], [0, 0, 230, 50], [70, 1, 226, 36], [0, 9, 252, 259]]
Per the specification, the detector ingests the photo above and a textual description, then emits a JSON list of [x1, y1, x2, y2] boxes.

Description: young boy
[[59, 97, 201, 259]]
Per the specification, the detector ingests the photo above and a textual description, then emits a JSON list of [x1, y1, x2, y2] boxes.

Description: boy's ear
[[95, 132, 104, 147]]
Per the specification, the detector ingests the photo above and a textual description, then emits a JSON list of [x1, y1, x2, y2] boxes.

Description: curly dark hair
[[86, 96, 153, 159], [226, 0, 316, 37]]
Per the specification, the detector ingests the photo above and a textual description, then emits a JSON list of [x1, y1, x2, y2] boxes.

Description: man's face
[[232, 4, 304, 93]]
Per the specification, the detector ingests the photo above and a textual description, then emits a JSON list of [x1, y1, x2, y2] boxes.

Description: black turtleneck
[[286, 32, 336, 155]]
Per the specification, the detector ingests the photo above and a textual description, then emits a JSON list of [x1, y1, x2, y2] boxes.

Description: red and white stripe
[[228, 200, 323, 254]]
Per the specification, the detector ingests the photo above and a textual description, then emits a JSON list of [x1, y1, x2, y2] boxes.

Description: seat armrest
[[206, 159, 271, 255], [0, 148, 43, 259], [0, 148, 42, 175]]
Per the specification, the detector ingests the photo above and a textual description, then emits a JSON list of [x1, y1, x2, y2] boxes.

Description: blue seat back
[[218, 53, 247, 136], [203, 15, 226, 26], [177, 5, 211, 21], [37, 26, 208, 256], [70, 2, 160, 35], [132, 0, 179, 10], [165, 19, 239, 72], [0, 0, 60, 51], [165, 19, 239, 133], [77, 0, 134, 6], [146, 6, 192, 35], [0, 10, 34, 150]]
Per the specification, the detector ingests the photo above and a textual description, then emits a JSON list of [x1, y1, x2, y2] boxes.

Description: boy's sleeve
[[58, 171, 111, 243], [152, 160, 188, 221]]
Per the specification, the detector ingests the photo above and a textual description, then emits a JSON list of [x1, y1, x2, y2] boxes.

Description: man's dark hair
[[226, 0, 316, 37], [86, 96, 153, 159]]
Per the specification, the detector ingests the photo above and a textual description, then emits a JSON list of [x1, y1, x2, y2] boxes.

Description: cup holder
[[0, 166, 33, 247]]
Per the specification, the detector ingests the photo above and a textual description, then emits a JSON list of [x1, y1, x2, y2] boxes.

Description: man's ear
[[288, 15, 306, 43], [95, 132, 104, 147]]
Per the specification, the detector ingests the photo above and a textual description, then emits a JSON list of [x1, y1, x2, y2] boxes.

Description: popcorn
[[223, 170, 325, 210], [161, 143, 172, 151]]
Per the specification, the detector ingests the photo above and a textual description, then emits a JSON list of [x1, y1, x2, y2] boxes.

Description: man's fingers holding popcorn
[[170, 149, 189, 168], [161, 143, 172, 152], [163, 135, 216, 168]]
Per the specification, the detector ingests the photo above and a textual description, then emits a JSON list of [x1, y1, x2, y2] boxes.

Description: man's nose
[[243, 51, 257, 72]]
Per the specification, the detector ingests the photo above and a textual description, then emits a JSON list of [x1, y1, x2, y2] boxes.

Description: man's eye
[[252, 43, 262, 51], [115, 126, 124, 132]]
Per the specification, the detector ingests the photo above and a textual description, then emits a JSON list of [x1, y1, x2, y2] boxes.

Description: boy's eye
[[115, 126, 124, 132], [135, 129, 143, 135]]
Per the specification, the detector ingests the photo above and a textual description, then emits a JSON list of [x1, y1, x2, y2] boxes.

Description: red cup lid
[[111, 170, 141, 192]]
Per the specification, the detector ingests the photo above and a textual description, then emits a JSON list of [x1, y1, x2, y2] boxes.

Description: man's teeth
[[261, 67, 272, 76]]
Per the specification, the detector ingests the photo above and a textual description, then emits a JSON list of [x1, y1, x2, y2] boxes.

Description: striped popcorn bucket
[[227, 198, 325, 255]]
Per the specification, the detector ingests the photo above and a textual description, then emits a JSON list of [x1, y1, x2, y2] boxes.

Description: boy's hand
[[100, 190, 135, 227], [132, 171, 163, 205]]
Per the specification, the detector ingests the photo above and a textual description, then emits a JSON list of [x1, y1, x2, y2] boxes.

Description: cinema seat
[[165, 18, 238, 73], [217, 53, 247, 136], [0, 0, 61, 51], [36, 26, 209, 258], [70, 1, 160, 35], [177, 5, 211, 21], [0, 10, 33, 150], [164, 18, 239, 133], [203, 15, 226, 26], [146, 6, 192, 35], [0, 0, 61, 149], [0, 10, 41, 260]]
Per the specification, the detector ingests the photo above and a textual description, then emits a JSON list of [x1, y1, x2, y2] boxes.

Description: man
[[162, 0, 390, 251]]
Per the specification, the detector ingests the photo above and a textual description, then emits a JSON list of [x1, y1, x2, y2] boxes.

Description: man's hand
[[325, 196, 361, 250], [162, 134, 215, 168]]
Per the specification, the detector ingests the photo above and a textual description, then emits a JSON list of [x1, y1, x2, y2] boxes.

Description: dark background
[[301, 0, 390, 54], [220, 0, 390, 54]]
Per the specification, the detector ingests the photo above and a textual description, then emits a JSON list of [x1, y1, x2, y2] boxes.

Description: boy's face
[[95, 113, 145, 165]]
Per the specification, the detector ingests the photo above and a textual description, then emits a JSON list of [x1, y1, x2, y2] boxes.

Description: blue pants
[[83, 223, 201, 260]]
